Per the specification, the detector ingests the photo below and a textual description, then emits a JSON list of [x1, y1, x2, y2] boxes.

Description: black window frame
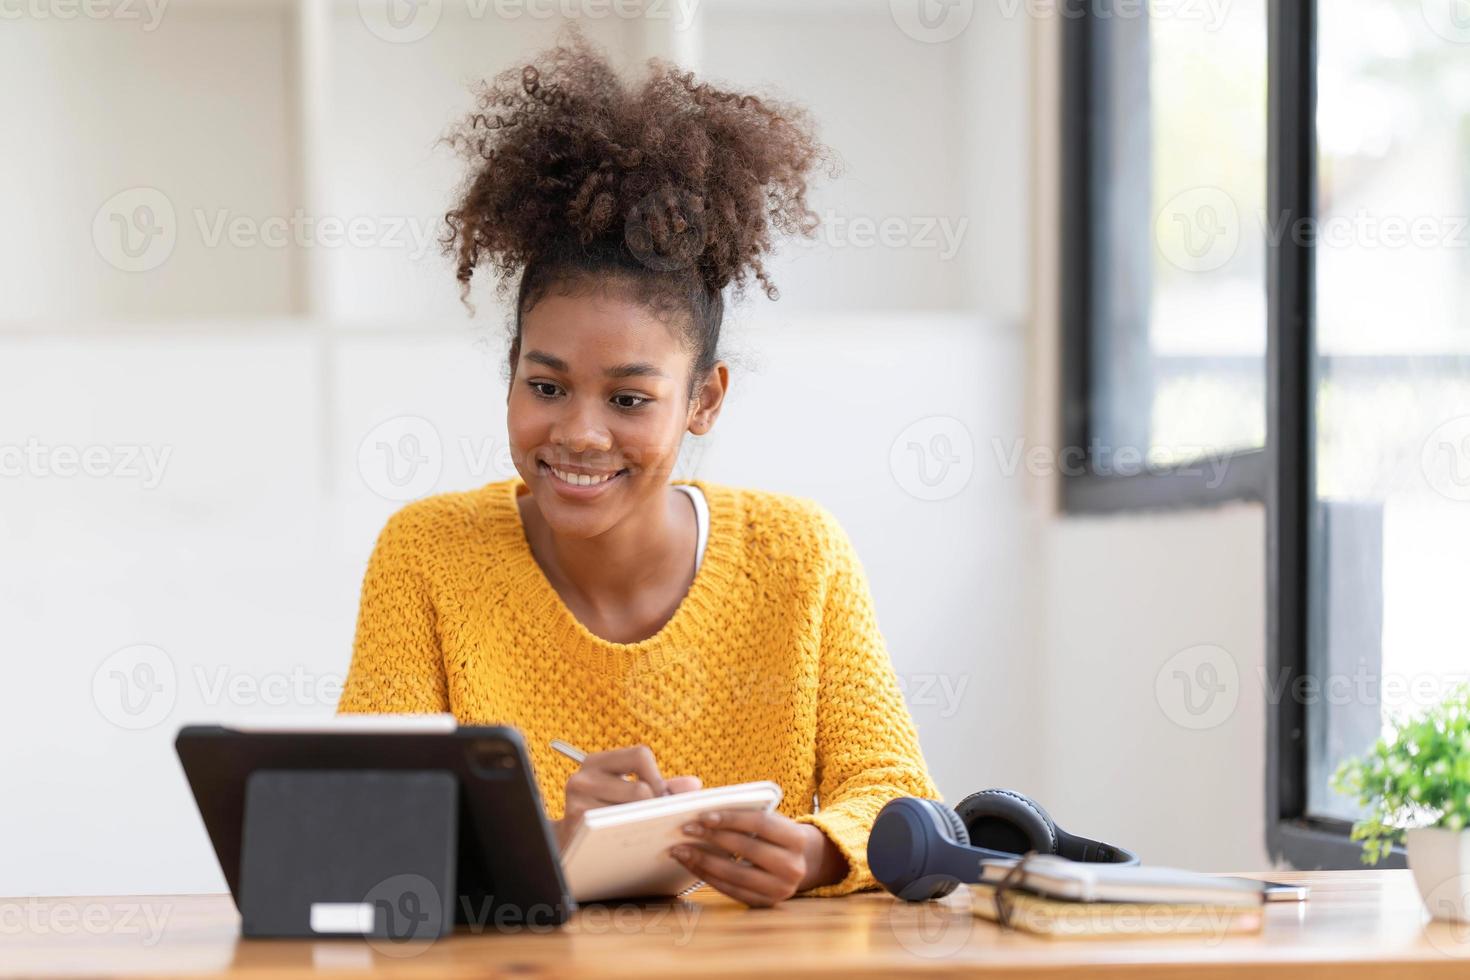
[[1062, 0, 1409, 867], [1059, 2, 1267, 515], [1263, 0, 1406, 870]]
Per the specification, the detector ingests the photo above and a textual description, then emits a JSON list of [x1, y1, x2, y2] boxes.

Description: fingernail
[[683, 823, 704, 836], [671, 846, 689, 860], [702, 812, 721, 825]]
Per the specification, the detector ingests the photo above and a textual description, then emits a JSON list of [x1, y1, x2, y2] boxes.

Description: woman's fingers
[[697, 809, 807, 849], [666, 774, 702, 794], [567, 768, 657, 806], [670, 843, 793, 908], [584, 744, 668, 796], [680, 823, 804, 884]]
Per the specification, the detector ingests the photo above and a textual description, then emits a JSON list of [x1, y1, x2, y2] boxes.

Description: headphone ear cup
[[936, 802, 970, 847], [953, 789, 1060, 857], [919, 801, 969, 899]]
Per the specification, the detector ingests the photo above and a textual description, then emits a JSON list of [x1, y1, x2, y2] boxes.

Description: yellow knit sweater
[[337, 476, 939, 895]]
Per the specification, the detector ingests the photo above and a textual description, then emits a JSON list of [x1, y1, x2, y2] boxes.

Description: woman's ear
[[688, 361, 729, 434]]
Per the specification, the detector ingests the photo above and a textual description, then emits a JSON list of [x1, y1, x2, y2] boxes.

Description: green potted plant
[[1331, 683, 1470, 922]]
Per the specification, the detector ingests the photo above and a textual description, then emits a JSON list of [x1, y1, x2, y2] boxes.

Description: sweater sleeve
[[793, 506, 942, 896], [337, 508, 450, 715]]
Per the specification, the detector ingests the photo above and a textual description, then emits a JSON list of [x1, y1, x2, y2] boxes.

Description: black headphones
[[867, 789, 1140, 901]]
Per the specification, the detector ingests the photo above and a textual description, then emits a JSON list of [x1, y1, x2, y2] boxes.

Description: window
[[1303, 1, 1470, 840], [1065, 0, 1469, 865], [1061, 0, 1269, 512], [1269, 0, 1470, 868]]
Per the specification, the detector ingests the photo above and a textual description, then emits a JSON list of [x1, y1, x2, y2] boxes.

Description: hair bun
[[441, 26, 833, 306]]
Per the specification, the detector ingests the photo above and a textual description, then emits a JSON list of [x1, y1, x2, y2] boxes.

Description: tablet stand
[[237, 769, 458, 940]]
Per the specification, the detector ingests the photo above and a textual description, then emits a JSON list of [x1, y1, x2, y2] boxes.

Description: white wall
[[1035, 509, 1270, 870]]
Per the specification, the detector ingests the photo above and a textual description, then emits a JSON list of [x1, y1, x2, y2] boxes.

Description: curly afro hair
[[441, 27, 834, 398]]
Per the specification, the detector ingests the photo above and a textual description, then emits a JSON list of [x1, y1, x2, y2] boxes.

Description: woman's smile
[[537, 458, 629, 499]]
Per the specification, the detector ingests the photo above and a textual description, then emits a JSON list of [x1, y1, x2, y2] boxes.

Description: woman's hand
[[669, 810, 847, 907], [551, 744, 701, 852]]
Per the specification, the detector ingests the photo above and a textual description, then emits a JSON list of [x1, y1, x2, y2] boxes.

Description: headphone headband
[[867, 789, 1140, 901]]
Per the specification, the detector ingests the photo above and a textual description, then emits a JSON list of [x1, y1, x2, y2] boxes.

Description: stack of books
[[969, 854, 1268, 939]]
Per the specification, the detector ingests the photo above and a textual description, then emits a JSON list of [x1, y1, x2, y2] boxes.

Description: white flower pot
[[1406, 826, 1470, 923]]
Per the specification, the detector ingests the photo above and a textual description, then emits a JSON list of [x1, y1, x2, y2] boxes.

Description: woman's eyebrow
[[524, 350, 665, 379]]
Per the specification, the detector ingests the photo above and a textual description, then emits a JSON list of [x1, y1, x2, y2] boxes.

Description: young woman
[[338, 33, 938, 907]]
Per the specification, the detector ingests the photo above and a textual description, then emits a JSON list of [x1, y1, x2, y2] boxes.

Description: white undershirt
[[671, 483, 709, 571]]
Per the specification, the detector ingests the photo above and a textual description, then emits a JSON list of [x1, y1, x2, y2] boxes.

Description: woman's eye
[[613, 394, 649, 410], [529, 382, 560, 399]]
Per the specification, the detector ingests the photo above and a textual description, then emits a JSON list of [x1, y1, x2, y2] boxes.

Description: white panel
[[0, 11, 297, 320]]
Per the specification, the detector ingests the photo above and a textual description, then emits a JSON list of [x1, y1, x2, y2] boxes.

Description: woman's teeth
[[547, 464, 622, 486]]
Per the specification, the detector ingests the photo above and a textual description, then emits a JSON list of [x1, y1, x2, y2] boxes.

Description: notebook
[[974, 854, 1269, 907], [560, 781, 783, 902], [968, 882, 1266, 939]]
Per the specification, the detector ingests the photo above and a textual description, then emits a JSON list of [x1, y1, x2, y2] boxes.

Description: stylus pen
[[549, 739, 671, 796]]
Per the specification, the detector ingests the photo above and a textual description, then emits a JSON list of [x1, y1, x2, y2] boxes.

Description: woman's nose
[[550, 398, 612, 454]]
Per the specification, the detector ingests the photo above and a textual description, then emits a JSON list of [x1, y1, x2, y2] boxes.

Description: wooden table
[[4, 871, 1470, 978]]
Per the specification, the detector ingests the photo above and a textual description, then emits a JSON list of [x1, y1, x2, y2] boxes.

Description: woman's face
[[507, 286, 722, 538]]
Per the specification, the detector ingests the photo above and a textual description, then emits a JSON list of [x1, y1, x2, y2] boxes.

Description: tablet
[[175, 719, 573, 929]]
